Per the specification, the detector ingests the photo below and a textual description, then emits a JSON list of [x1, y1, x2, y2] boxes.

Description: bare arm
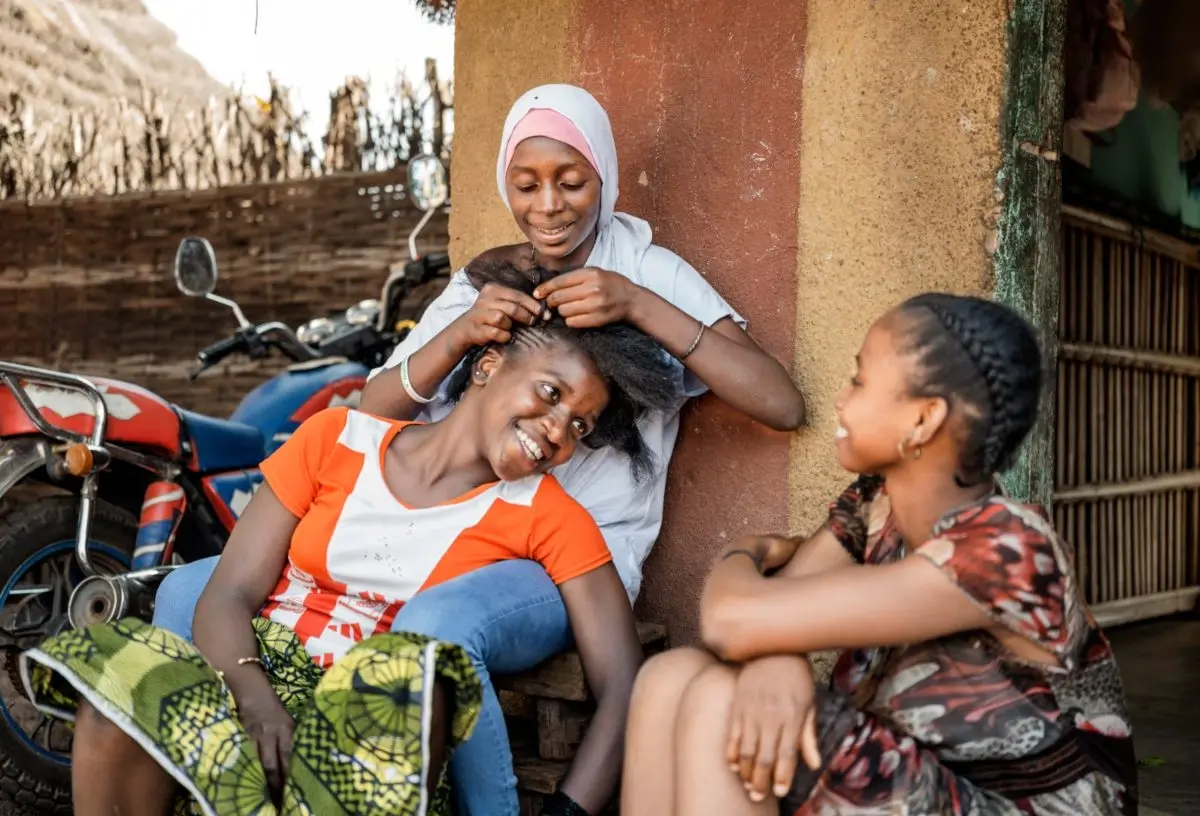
[[555, 565, 644, 814], [630, 295, 806, 431], [359, 278, 545, 420], [359, 326, 473, 420], [700, 554, 991, 663], [192, 485, 296, 706], [775, 526, 854, 579], [535, 269, 806, 431]]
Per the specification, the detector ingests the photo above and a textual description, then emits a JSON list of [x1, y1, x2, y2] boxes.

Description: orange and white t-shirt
[[258, 406, 612, 667]]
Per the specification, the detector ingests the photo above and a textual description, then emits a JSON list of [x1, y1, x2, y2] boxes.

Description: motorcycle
[[0, 154, 450, 813]]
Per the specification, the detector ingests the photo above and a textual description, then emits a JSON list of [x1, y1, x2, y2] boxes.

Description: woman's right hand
[[451, 283, 548, 347], [723, 533, 803, 572], [237, 691, 295, 796], [726, 654, 821, 803]]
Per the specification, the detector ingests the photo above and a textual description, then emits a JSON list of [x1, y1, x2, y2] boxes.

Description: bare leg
[[71, 699, 176, 816], [620, 648, 717, 816], [675, 663, 776, 816]]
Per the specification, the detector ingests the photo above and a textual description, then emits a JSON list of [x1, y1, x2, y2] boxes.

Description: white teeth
[[834, 425, 849, 440], [515, 428, 546, 461]]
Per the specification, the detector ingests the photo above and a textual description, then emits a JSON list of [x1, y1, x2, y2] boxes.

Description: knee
[[155, 565, 189, 604], [677, 663, 737, 727], [630, 648, 715, 714], [392, 601, 479, 655], [74, 700, 132, 755], [155, 557, 213, 606]]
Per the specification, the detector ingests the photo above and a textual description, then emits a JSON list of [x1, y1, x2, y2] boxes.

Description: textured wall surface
[[573, 0, 808, 644], [788, 0, 1010, 534], [451, 0, 1012, 645], [447, 0, 578, 266]]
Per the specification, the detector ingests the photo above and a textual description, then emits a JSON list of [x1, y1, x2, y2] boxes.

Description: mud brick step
[[495, 621, 667, 702], [500, 689, 537, 719], [513, 754, 571, 795]]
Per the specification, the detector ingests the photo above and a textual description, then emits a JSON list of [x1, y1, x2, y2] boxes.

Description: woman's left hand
[[533, 267, 643, 328], [726, 655, 821, 803]]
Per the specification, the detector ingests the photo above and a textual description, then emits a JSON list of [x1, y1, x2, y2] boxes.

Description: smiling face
[[469, 337, 610, 481], [505, 136, 603, 268], [833, 315, 943, 476]]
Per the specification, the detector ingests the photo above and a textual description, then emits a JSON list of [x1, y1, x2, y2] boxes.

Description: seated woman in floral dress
[[621, 293, 1137, 815], [20, 261, 681, 816]]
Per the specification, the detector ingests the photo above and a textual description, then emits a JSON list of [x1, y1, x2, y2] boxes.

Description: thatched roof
[[0, 0, 224, 120]]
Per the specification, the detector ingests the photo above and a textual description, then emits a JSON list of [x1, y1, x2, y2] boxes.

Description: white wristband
[[400, 356, 435, 404]]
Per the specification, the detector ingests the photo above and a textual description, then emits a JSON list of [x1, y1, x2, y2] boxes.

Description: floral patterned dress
[[788, 476, 1137, 815]]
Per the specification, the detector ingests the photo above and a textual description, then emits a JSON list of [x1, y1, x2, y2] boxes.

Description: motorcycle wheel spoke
[[30, 714, 52, 750], [7, 585, 53, 598], [3, 595, 53, 637], [4, 557, 70, 636], [48, 558, 69, 619], [0, 544, 125, 762]]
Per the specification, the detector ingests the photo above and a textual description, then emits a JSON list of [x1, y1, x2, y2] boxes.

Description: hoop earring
[[897, 433, 923, 461]]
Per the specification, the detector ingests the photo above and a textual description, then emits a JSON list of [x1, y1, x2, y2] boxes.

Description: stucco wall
[[448, 0, 578, 265], [451, 1, 1010, 646], [788, 1, 1010, 533]]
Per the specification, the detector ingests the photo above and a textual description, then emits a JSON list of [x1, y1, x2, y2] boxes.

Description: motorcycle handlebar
[[423, 251, 450, 270], [193, 322, 319, 378], [195, 334, 246, 366], [255, 322, 320, 362]]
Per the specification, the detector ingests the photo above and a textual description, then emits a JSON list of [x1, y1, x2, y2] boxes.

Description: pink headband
[[503, 108, 599, 174]]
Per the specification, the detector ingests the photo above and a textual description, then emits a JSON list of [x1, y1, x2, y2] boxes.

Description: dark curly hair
[[896, 293, 1043, 487], [443, 257, 682, 482]]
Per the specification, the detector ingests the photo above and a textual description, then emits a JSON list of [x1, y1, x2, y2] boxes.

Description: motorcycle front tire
[[0, 496, 136, 816]]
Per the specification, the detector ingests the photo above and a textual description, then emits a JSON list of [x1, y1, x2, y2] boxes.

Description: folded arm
[[700, 550, 990, 663]]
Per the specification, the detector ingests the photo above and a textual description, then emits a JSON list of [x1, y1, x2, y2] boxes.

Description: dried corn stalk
[[1, 68, 453, 201]]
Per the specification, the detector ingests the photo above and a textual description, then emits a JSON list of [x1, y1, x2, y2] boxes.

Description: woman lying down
[[20, 258, 682, 816]]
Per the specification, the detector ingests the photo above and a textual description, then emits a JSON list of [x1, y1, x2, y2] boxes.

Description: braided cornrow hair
[[443, 256, 682, 483], [897, 293, 1043, 486]]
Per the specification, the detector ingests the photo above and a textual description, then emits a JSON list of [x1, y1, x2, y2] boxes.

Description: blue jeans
[[153, 557, 571, 816]]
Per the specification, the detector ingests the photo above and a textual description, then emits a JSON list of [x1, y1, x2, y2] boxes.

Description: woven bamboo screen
[[1055, 206, 1200, 625], [0, 169, 449, 418]]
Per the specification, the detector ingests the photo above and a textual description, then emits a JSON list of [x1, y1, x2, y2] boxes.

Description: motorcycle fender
[[0, 438, 53, 501]]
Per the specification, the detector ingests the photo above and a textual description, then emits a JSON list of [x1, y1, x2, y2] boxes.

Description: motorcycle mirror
[[174, 237, 219, 297], [406, 153, 448, 212]]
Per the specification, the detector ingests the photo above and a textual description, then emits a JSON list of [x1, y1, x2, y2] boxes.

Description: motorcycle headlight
[[345, 299, 380, 327], [297, 317, 336, 345]]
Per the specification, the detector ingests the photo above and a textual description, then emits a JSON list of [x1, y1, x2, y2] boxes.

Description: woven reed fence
[[1055, 205, 1200, 626], [0, 168, 448, 417]]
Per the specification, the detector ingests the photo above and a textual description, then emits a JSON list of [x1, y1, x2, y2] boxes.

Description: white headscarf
[[495, 84, 655, 280]]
